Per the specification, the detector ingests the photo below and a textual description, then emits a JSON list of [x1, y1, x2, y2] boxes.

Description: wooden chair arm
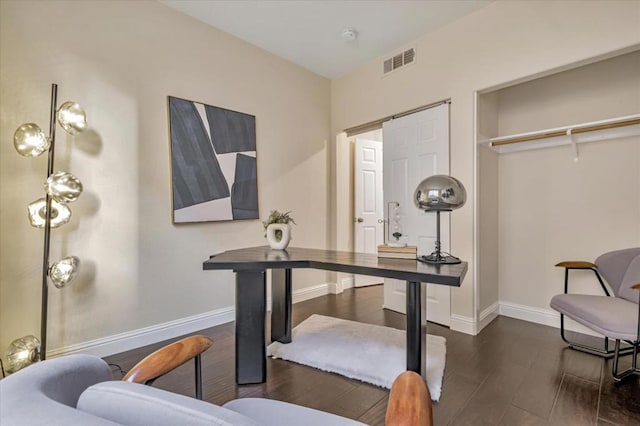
[[122, 335, 213, 384], [385, 371, 433, 426], [632, 283, 640, 291], [555, 261, 596, 269]]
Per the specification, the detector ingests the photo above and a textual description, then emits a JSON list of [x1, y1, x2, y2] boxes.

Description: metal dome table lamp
[[6, 84, 87, 373], [413, 175, 467, 264]]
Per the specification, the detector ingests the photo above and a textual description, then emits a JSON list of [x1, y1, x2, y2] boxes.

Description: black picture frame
[[168, 96, 258, 223]]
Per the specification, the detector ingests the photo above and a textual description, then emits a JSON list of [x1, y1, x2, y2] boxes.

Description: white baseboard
[[449, 301, 601, 338], [478, 302, 499, 333], [50, 283, 332, 359], [448, 302, 497, 336], [450, 314, 477, 335], [341, 277, 355, 290], [292, 283, 331, 304], [498, 301, 602, 337], [328, 282, 341, 294], [47, 306, 235, 359], [498, 301, 558, 327]]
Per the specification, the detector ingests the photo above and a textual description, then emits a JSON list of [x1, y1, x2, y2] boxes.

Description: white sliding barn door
[[382, 104, 451, 326], [354, 139, 384, 287]]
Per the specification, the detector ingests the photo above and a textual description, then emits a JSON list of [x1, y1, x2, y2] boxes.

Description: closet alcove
[[476, 49, 640, 335]]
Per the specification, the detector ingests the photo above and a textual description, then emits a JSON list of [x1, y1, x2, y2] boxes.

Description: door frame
[[353, 138, 384, 287], [333, 100, 454, 309]]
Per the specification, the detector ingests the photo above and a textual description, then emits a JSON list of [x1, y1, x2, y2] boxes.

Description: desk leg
[[235, 270, 267, 384], [271, 268, 292, 343], [406, 281, 427, 379]]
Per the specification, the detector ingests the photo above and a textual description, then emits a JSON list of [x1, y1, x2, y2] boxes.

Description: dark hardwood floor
[[105, 285, 640, 425]]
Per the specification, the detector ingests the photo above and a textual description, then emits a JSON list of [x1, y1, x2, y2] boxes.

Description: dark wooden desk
[[203, 246, 467, 384]]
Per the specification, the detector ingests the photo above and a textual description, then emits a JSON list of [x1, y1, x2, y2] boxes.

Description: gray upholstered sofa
[[0, 354, 366, 426]]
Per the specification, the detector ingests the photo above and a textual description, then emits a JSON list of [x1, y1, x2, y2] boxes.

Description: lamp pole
[[7, 83, 86, 372], [40, 83, 58, 360]]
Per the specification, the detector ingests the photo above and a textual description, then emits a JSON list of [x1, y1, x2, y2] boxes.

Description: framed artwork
[[168, 96, 258, 223]]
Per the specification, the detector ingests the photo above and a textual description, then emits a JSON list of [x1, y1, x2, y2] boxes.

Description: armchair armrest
[[555, 261, 597, 269], [123, 335, 213, 385], [385, 371, 433, 426], [555, 260, 609, 296]]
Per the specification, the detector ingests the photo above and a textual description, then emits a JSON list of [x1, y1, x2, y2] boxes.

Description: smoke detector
[[341, 28, 358, 42]]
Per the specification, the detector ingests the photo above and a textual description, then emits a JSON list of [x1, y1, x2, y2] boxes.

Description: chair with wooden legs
[[122, 334, 213, 400]]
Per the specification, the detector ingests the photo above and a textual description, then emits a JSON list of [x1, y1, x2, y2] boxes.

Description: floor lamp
[[413, 174, 466, 264], [6, 84, 87, 373]]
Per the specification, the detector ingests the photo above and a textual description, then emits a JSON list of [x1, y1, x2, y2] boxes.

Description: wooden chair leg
[[385, 371, 433, 426]]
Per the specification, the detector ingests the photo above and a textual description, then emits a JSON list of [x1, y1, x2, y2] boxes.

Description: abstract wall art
[[168, 96, 258, 223]]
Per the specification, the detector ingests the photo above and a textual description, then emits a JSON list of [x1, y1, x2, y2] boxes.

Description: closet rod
[[490, 117, 640, 147]]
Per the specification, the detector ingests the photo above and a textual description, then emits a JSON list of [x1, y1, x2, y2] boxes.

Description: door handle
[[355, 217, 364, 223]]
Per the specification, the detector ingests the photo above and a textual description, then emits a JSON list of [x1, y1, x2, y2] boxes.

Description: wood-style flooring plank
[[511, 355, 563, 420], [322, 383, 388, 421], [549, 373, 600, 425], [357, 396, 387, 426], [450, 360, 529, 425], [499, 406, 548, 426], [432, 370, 482, 425], [597, 358, 640, 426]]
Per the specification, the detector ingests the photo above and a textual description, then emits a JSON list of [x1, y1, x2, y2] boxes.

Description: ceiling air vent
[[392, 53, 403, 70], [383, 48, 416, 76], [383, 58, 393, 74], [403, 48, 415, 64]]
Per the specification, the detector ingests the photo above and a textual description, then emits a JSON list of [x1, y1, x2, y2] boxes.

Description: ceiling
[[159, 0, 493, 79]]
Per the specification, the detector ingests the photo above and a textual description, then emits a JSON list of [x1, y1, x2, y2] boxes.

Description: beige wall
[[0, 0, 331, 357], [492, 51, 640, 313], [495, 52, 640, 135], [331, 0, 640, 325]]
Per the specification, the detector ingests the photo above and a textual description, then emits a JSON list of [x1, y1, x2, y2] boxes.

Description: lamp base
[[417, 253, 462, 265]]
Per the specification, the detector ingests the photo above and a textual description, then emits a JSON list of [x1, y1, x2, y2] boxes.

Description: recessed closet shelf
[[483, 114, 640, 154]]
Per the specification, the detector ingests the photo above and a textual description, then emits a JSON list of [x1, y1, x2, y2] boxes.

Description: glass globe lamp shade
[[27, 198, 71, 228], [49, 256, 80, 288], [414, 175, 467, 212], [13, 123, 50, 157], [6, 335, 40, 373], [45, 171, 83, 203], [57, 101, 87, 135]]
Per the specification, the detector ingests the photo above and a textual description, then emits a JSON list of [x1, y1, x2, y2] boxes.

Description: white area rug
[[267, 314, 446, 401]]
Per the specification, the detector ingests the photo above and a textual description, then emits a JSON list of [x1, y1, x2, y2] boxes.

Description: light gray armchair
[[550, 247, 640, 381], [0, 339, 433, 425]]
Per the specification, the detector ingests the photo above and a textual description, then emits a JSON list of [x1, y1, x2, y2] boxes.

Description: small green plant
[[263, 210, 296, 239]]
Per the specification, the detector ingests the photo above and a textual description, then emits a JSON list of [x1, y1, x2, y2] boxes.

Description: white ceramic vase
[[266, 223, 291, 250]]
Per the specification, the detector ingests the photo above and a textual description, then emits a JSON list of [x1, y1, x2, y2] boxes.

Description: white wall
[[331, 0, 640, 330], [0, 0, 331, 357]]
